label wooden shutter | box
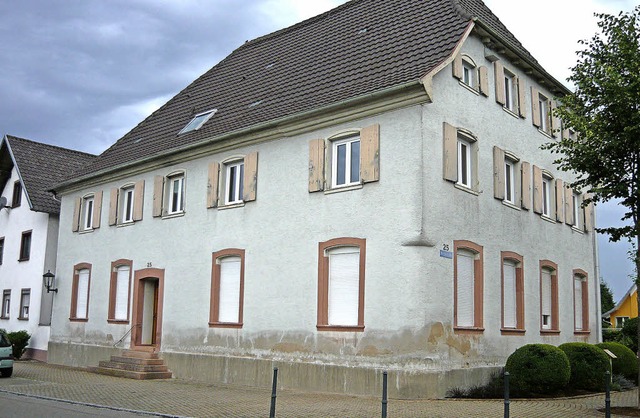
[308,139,325,192]
[153,175,164,217]
[550,100,558,135]
[503,260,517,328]
[531,87,541,127]
[565,185,574,225]
[72,197,81,232]
[574,277,583,330]
[555,179,564,223]
[76,269,90,319]
[133,180,144,221]
[493,146,505,200]
[207,162,220,208]
[456,250,475,328]
[521,161,531,210]
[114,266,130,320]
[108,188,119,226]
[532,165,542,214]
[327,248,360,326]
[516,77,527,118]
[584,194,594,232]
[92,191,102,228]
[443,122,457,182]
[243,151,258,202]
[478,66,489,97]
[218,257,241,323]
[494,61,505,105]
[452,54,462,79]
[360,124,380,183]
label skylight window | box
[179,109,217,134]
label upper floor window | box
[72,192,102,232]
[11,181,21,208]
[179,109,217,134]
[225,160,244,204]
[109,181,144,226]
[542,175,551,217]
[153,171,186,217]
[210,249,245,327]
[70,263,91,321]
[462,59,476,88]
[168,175,184,214]
[533,166,558,219]
[317,238,366,331]
[532,87,554,135]
[616,316,629,328]
[1,290,10,319]
[572,193,581,228]
[121,186,135,223]
[443,123,478,192]
[19,230,31,261]
[453,240,484,331]
[308,125,380,193]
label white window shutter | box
[114,266,130,320]
[456,250,474,327]
[574,277,583,330]
[76,269,89,319]
[328,248,360,326]
[218,257,241,323]
[503,261,517,328]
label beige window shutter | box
[531,87,541,127]
[72,197,81,232]
[549,100,556,134]
[452,54,462,80]
[152,175,164,217]
[108,188,119,226]
[207,161,220,208]
[478,66,489,97]
[493,146,505,200]
[308,139,325,192]
[243,151,258,202]
[564,185,574,225]
[360,124,380,183]
[516,77,527,118]
[443,122,457,182]
[92,191,102,228]
[555,179,564,223]
[532,165,542,214]
[494,61,505,105]
[521,161,531,210]
[584,194,594,232]
[133,180,145,221]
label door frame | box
[130,267,165,352]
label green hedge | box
[559,342,611,391]
[505,344,570,396]
[596,341,639,383]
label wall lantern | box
[43,270,58,293]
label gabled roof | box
[602,283,637,318]
[64,0,568,186]
[0,135,96,214]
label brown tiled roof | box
[69,0,560,182]
[1,135,96,214]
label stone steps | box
[89,350,172,380]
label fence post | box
[381,371,388,418]
[503,371,510,418]
[270,367,278,418]
[605,371,611,418]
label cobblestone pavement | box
[0,361,637,417]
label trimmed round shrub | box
[559,342,611,391]
[7,330,30,360]
[505,344,570,396]
[597,342,639,383]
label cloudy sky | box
[0,0,636,300]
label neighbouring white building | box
[0,135,94,360]
[48,0,599,398]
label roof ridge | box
[5,134,97,158]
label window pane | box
[541,270,552,328]
[336,143,346,185]
[459,142,468,186]
[503,261,517,328]
[219,257,241,323]
[228,165,237,203]
[456,250,474,327]
[238,163,244,201]
[350,140,360,183]
[76,269,89,319]
[505,163,512,202]
[328,248,359,326]
[574,277,583,330]
[115,266,130,320]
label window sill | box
[17,258,30,262]
[537,128,553,139]
[458,81,479,95]
[162,211,185,220]
[17,317,28,321]
[571,226,584,234]
[454,183,479,196]
[324,183,363,195]
[540,329,560,335]
[454,326,484,334]
[540,215,556,224]
[574,330,591,335]
[500,328,525,335]
[0,317,8,320]
[316,324,365,332]
[69,318,88,323]
[502,106,519,118]
[79,228,95,234]
[501,200,521,211]
[218,202,245,211]
[107,319,130,324]
[117,221,135,228]
[209,322,243,329]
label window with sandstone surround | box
[454,240,484,332]
[209,249,245,328]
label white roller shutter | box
[456,250,475,327]
[114,266,130,320]
[574,277,583,330]
[218,257,241,323]
[541,270,552,328]
[503,261,517,328]
[76,269,89,319]
[328,247,360,326]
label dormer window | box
[179,109,217,134]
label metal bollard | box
[270,367,278,418]
[605,371,611,418]
[381,371,388,418]
[503,371,510,418]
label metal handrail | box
[113,324,140,347]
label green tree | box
[600,280,615,314]
[544,6,640,404]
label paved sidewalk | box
[0,361,637,417]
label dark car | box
[0,330,13,377]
